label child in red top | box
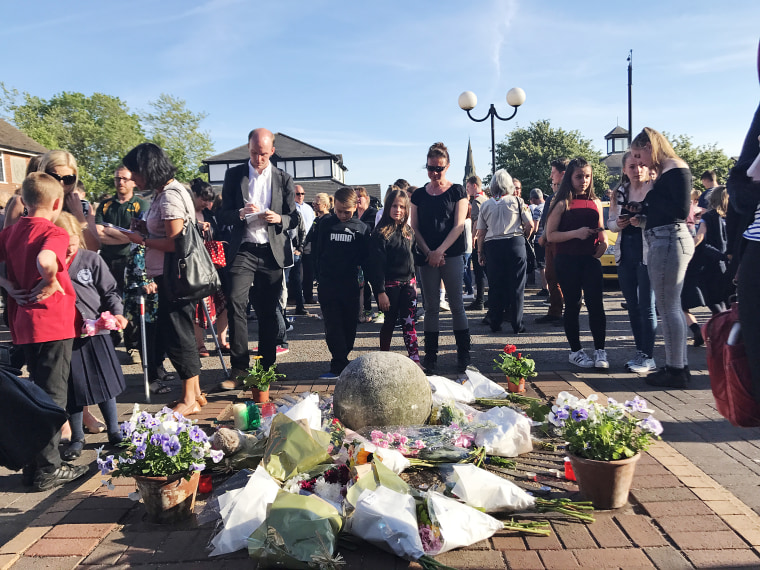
[0,172,86,491]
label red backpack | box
[703,303,760,427]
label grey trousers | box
[419,255,468,332]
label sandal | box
[149,380,173,394]
[196,392,208,407]
[198,347,210,357]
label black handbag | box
[163,187,221,303]
[0,365,67,470]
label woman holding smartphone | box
[608,151,656,373]
[545,158,609,369]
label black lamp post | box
[458,88,526,175]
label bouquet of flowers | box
[493,344,537,387]
[81,311,122,337]
[549,392,663,461]
[97,408,223,482]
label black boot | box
[423,332,439,375]
[645,366,689,388]
[690,323,704,347]
[454,329,471,373]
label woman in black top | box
[410,142,469,374]
[630,127,695,388]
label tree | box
[493,119,610,199]
[141,94,214,184]
[665,133,734,192]
[0,84,144,199]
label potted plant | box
[493,344,537,393]
[549,391,663,509]
[97,408,224,523]
[242,355,285,403]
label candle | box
[232,403,248,430]
[246,401,261,429]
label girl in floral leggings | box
[368,189,420,366]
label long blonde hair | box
[630,127,681,174]
[39,150,79,186]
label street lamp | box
[458,87,526,175]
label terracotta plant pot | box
[568,453,640,509]
[251,387,270,403]
[507,377,526,393]
[133,470,200,524]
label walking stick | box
[140,295,150,403]
[202,300,229,379]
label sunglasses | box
[426,165,445,173]
[295,192,305,196]
[48,172,77,186]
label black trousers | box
[484,236,527,332]
[319,281,360,374]
[288,254,306,312]
[228,244,283,370]
[738,239,760,402]
[23,338,73,472]
[472,238,486,302]
[555,254,606,352]
[302,252,315,304]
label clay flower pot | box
[568,453,640,509]
[133,471,200,524]
[507,376,526,393]
[251,387,270,403]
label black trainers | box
[535,314,562,324]
[535,289,549,297]
[33,462,89,492]
[466,300,484,311]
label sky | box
[2,0,759,192]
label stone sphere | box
[333,352,432,431]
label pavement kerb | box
[568,378,760,549]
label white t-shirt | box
[145,180,193,277]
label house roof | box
[0,119,47,155]
[604,125,629,139]
[601,153,624,170]
[204,132,346,170]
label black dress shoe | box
[645,366,689,388]
[62,440,85,461]
[514,325,527,334]
[535,314,562,324]
[467,301,484,311]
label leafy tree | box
[665,133,734,192]
[141,94,214,184]
[493,119,610,199]
[0,84,144,199]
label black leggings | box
[379,282,419,361]
[738,239,760,402]
[555,254,606,352]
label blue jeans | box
[646,223,694,368]
[617,239,656,358]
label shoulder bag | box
[163,186,221,303]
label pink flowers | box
[369,430,426,456]
[81,311,123,337]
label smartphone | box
[617,214,630,221]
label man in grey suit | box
[217,128,298,389]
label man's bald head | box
[247,128,275,173]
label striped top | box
[743,203,760,242]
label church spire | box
[463,138,476,186]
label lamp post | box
[458,88,526,175]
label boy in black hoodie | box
[315,187,369,378]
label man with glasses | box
[95,166,149,362]
[290,185,315,315]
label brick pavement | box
[3,373,760,569]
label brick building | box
[0,119,47,196]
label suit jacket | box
[217,162,298,268]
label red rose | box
[517,353,522,359]
[504,344,517,354]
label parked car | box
[601,203,618,280]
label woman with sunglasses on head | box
[545,158,609,369]
[608,151,656,373]
[410,142,469,374]
[39,151,100,251]
[120,143,204,416]
[630,127,694,388]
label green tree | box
[493,119,609,199]
[141,94,214,184]
[0,84,144,199]
[665,133,734,193]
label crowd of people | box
[1,122,752,492]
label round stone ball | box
[333,352,432,431]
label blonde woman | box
[630,127,694,388]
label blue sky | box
[3,1,759,191]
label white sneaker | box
[625,351,644,370]
[374,313,385,324]
[439,299,451,312]
[629,356,656,374]
[569,349,594,368]
[594,349,609,369]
